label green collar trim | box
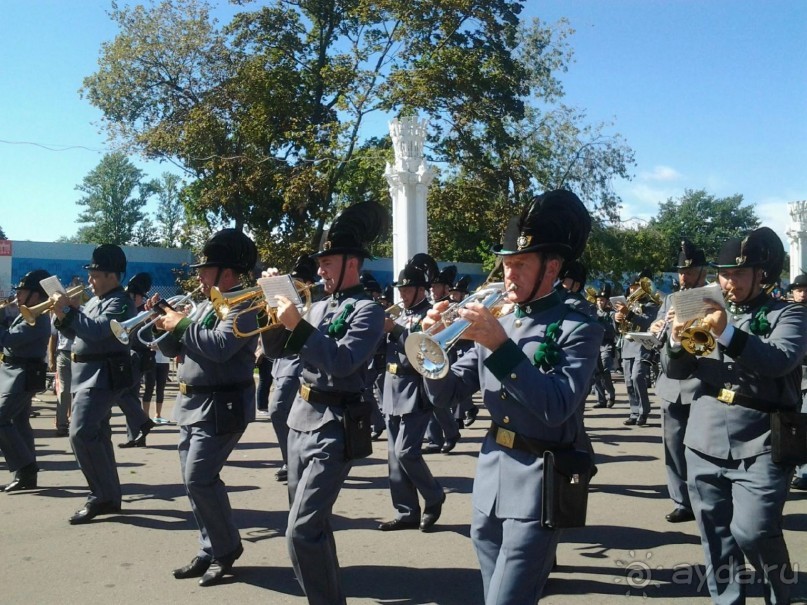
[515,290,562,318]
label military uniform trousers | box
[178,422,243,560]
[593,347,616,405]
[287,420,352,605]
[363,364,385,434]
[622,356,651,419]
[661,398,691,510]
[686,447,794,604]
[70,388,124,505]
[269,375,299,465]
[386,409,444,521]
[0,390,37,472]
[55,350,72,431]
[424,405,460,447]
[797,392,807,481]
[115,361,150,441]
[472,509,560,605]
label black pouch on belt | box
[771,410,807,466]
[212,391,245,435]
[541,449,593,529]
[25,361,48,392]
[343,397,373,460]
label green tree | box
[0,225,6,239]
[649,189,760,264]
[131,217,160,247]
[73,152,150,245]
[152,172,186,247]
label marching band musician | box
[788,273,807,491]
[650,239,706,524]
[421,190,602,605]
[51,244,135,524]
[0,270,52,492]
[359,270,388,442]
[663,228,807,604]
[591,284,617,409]
[614,269,659,426]
[261,201,388,605]
[378,256,446,532]
[151,228,260,587]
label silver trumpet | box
[405,282,513,379]
[111,288,201,346]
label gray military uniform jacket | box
[424,290,602,518]
[55,286,133,392]
[158,297,258,427]
[0,313,51,393]
[262,284,384,432]
[381,297,430,416]
[654,294,700,405]
[662,293,807,460]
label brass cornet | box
[19,285,86,325]
[223,278,318,338]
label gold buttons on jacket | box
[510,373,517,380]
[503,416,510,424]
[514,320,522,328]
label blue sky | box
[1,0,806,250]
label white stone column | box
[787,201,807,281]
[384,117,435,287]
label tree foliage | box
[82,0,636,268]
[152,172,186,247]
[73,152,150,245]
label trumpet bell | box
[404,332,450,379]
[680,324,716,356]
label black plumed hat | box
[14,269,51,297]
[788,274,807,291]
[290,253,318,284]
[85,244,127,273]
[712,227,784,284]
[561,260,587,286]
[126,272,152,297]
[312,201,390,259]
[360,270,382,293]
[675,239,706,269]
[492,190,591,260]
[432,265,458,286]
[191,229,258,273]
[450,275,471,293]
[597,283,612,299]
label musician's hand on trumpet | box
[650,308,675,337]
[422,298,507,352]
[50,291,78,320]
[273,295,302,331]
[143,293,187,334]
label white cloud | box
[639,165,682,182]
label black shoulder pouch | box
[213,391,246,435]
[343,397,373,460]
[541,449,592,529]
[771,410,807,466]
[25,362,48,392]
[107,356,134,391]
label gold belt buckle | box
[71,353,77,363]
[495,427,516,449]
[179,383,188,395]
[0,353,4,362]
[717,388,736,404]
[300,384,311,401]
[388,363,398,375]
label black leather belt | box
[299,384,357,407]
[71,352,127,363]
[488,422,570,457]
[701,384,783,414]
[386,362,419,376]
[179,379,253,396]
[0,353,43,365]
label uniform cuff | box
[55,308,75,329]
[172,317,193,340]
[391,324,405,340]
[722,325,748,358]
[286,319,315,353]
[484,339,528,381]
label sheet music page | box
[39,275,66,297]
[609,295,627,307]
[257,275,302,308]
[669,283,725,323]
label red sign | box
[0,240,11,256]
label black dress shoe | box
[275,465,288,482]
[370,428,385,441]
[420,493,446,532]
[199,544,244,587]
[607,397,616,408]
[441,436,459,454]
[118,434,147,448]
[173,556,211,579]
[623,418,637,426]
[140,418,156,436]
[592,403,607,409]
[463,407,479,427]
[68,501,121,525]
[3,475,38,492]
[791,477,807,491]
[378,518,420,531]
[665,508,695,523]
[636,416,648,426]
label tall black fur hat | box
[492,190,590,260]
[432,265,458,286]
[191,229,258,273]
[631,267,654,285]
[290,253,318,284]
[450,275,472,294]
[312,201,390,259]
[126,272,152,297]
[712,227,784,284]
[597,283,612,299]
[675,239,706,269]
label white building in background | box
[384,116,435,283]
[788,201,807,281]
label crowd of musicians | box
[1,191,806,604]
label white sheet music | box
[609,295,627,307]
[669,283,725,323]
[39,275,66,297]
[257,275,302,309]
[626,331,662,349]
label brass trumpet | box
[618,277,657,334]
[19,285,86,325]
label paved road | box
[2,375,805,604]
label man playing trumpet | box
[421,190,602,605]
